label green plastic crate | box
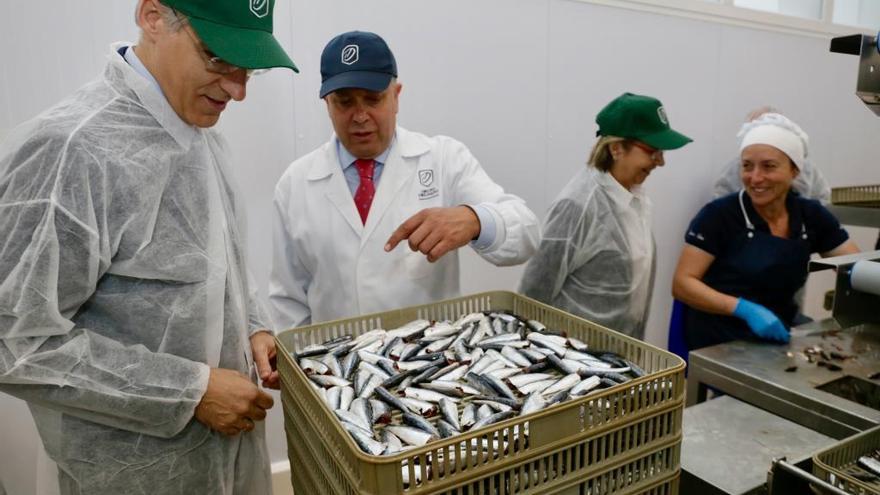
[832,185,880,207]
[814,425,880,495]
[277,291,685,494]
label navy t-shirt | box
[682,191,848,350]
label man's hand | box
[251,330,279,390]
[194,368,274,436]
[384,206,481,262]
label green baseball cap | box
[163,0,298,72]
[596,92,691,150]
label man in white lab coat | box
[269,31,539,329]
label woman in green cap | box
[519,92,691,339]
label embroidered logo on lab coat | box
[342,45,359,65]
[417,170,438,200]
[419,170,434,187]
[250,0,269,18]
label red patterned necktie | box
[354,159,375,224]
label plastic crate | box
[814,425,880,495]
[277,291,686,495]
[832,185,880,207]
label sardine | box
[341,352,360,380]
[339,386,355,411]
[507,373,555,388]
[310,375,351,388]
[386,320,431,341]
[375,386,412,413]
[335,409,371,433]
[487,367,522,380]
[472,399,512,413]
[471,410,516,431]
[387,425,436,447]
[481,373,517,401]
[542,373,580,396]
[370,399,392,423]
[420,380,480,397]
[460,403,477,428]
[358,373,384,399]
[359,362,391,380]
[521,392,546,415]
[403,412,441,438]
[297,344,329,358]
[404,387,460,404]
[501,346,532,367]
[424,321,459,338]
[400,397,438,417]
[439,397,460,431]
[349,398,372,427]
[326,386,342,410]
[382,429,404,455]
[515,378,557,395]
[567,337,589,352]
[299,358,329,375]
[475,405,494,423]
[570,375,601,396]
[437,419,460,438]
[343,422,386,456]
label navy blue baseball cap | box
[319,31,398,98]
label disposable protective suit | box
[0,44,271,494]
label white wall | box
[2,0,879,493]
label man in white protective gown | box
[0,0,298,493]
[269,31,539,329]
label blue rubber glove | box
[732,298,790,343]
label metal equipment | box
[830,32,880,116]
[688,246,880,425]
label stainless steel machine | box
[683,32,880,495]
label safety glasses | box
[630,141,664,163]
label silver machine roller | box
[682,31,880,495]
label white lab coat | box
[269,127,539,329]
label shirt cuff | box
[469,204,497,250]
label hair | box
[135,0,188,33]
[588,135,632,172]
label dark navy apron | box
[685,190,811,350]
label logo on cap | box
[250,0,269,18]
[657,106,668,125]
[341,45,359,65]
[419,170,434,187]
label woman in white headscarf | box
[713,107,831,203]
[673,113,859,350]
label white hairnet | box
[519,167,655,339]
[738,112,808,169]
[0,44,271,494]
[715,113,830,203]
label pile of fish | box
[784,344,855,373]
[857,450,880,480]
[293,311,647,462]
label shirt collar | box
[742,189,802,234]
[108,42,199,149]
[337,135,395,171]
[121,44,163,95]
[595,168,643,208]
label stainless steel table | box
[681,395,836,494]
[686,321,880,439]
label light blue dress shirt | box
[335,138,496,248]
